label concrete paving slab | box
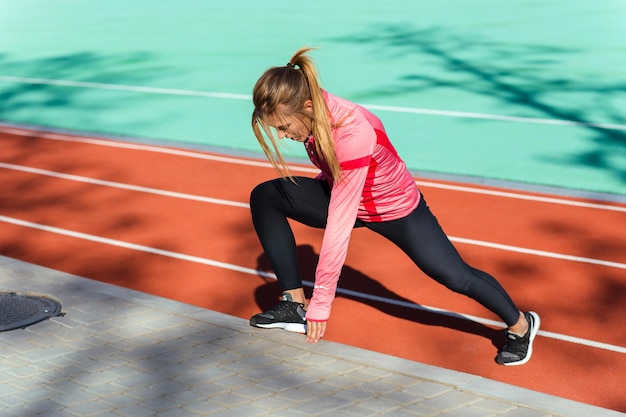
[0,255,621,417]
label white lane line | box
[334,287,626,355]
[0,76,251,100]
[363,103,626,131]
[0,214,269,277]
[2,75,626,131]
[0,126,281,169]
[0,213,624,354]
[449,236,626,270]
[2,161,625,270]
[416,181,626,213]
[0,162,249,208]
[3,125,626,213]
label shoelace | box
[266,301,293,313]
[504,331,524,350]
[265,301,304,316]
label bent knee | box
[250,180,281,210]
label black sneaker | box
[496,311,540,366]
[250,293,306,334]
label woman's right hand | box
[306,320,327,343]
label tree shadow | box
[0,51,172,134]
[530,218,626,323]
[329,24,626,186]
[253,244,502,349]
[1,256,300,416]
[0,51,186,285]
[0,127,194,294]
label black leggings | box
[250,176,520,326]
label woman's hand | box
[306,320,327,343]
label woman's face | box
[267,100,313,142]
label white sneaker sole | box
[502,311,541,366]
[252,322,306,334]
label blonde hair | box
[251,47,341,182]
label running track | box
[1,126,625,412]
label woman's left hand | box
[306,320,327,343]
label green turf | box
[1,1,625,195]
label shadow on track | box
[253,244,502,349]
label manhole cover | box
[0,292,64,332]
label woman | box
[248,47,539,365]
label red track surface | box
[1,127,625,412]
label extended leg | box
[364,197,520,326]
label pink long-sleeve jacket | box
[305,91,421,322]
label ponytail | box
[252,47,341,182]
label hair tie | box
[286,62,296,68]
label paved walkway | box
[0,256,621,417]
